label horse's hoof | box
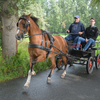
[23,85,29,89]
[32,71,36,76]
[47,77,51,83]
[61,74,65,79]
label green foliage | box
[1,0,100,33]
[17,0,36,12]
[0,32,2,49]
[90,0,100,8]
[32,0,100,34]
[7,2,16,15]
[0,39,51,83]
[18,2,48,30]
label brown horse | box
[15,13,68,89]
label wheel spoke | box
[97,57,100,66]
[56,58,64,70]
[89,61,92,70]
[58,60,62,66]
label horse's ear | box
[27,14,31,18]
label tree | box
[1,0,18,58]
[90,0,100,7]
[1,0,36,58]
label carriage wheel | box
[95,54,100,69]
[56,58,64,70]
[86,57,93,74]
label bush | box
[0,32,2,48]
[0,40,52,83]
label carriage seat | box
[88,44,95,48]
[67,39,98,52]
[67,39,96,49]
[87,44,95,51]
[91,40,100,50]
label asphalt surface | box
[0,64,100,100]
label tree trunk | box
[1,0,18,58]
[0,17,2,47]
[0,18,1,33]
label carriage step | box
[92,47,100,50]
[79,58,88,61]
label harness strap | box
[46,44,52,61]
[28,43,68,58]
[28,43,51,52]
[44,34,47,47]
[41,33,45,46]
[29,43,52,61]
[28,33,43,38]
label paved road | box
[0,64,100,100]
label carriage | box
[16,14,100,88]
[56,39,100,74]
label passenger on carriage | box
[65,15,85,47]
[76,18,99,51]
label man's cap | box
[74,15,80,19]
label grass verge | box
[0,39,51,83]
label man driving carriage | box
[65,15,85,47]
[76,18,99,51]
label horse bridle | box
[17,16,48,39]
[17,17,47,39]
[17,17,30,35]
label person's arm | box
[92,27,99,40]
[81,23,85,34]
[84,28,88,39]
[78,23,85,35]
[68,24,72,33]
[85,28,89,42]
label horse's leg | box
[31,55,46,76]
[61,56,67,78]
[31,65,36,76]
[24,57,36,89]
[47,57,56,83]
[24,54,46,89]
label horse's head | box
[15,13,31,40]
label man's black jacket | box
[85,25,99,41]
